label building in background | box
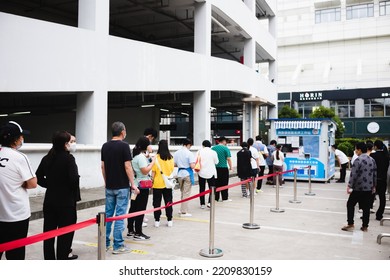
[275,0,390,139]
[0,0,278,146]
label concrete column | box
[193,90,211,145]
[355,98,365,117]
[244,38,256,70]
[244,0,256,14]
[322,100,330,108]
[194,1,211,55]
[243,103,252,142]
[193,2,212,146]
[252,104,260,137]
[76,92,108,145]
[269,106,278,119]
[76,0,109,145]
[269,15,277,83]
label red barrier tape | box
[0,167,307,253]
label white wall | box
[0,12,277,101]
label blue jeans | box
[105,188,130,250]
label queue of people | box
[4,118,388,261]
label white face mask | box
[16,139,23,150]
[69,142,77,153]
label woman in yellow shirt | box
[151,140,175,227]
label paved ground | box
[16,171,390,261]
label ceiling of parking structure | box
[0,92,77,116]
[0,0,271,63]
[109,91,246,116]
[0,91,247,117]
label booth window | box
[315,7,341,24]
[330,100,355,118]
[364,98,390,117]
[380,1,390,16]
[346,3,374,20]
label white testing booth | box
[268,118,337,182]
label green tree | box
[278,105,301,119]
[309,106,345,138]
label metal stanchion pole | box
[305,165,315,196]
[271,174,285,213]
[289,168,301,203]
[200,186,223,258]
[243,179,260,229]
[97,212,106,260]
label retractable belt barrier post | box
[270,174,285,213]
[305,165,316,196]
[199,186,223,258]
[242,178,260,229]
[96,212,106,260]
[289,168,302,204]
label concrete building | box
[0,0,278,146]
[276,0,390,139]
[0,0,277,190]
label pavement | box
[14,171,390,260]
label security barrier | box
[0,167,307,259]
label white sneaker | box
[200,205,205,209]
[370,209,375,213]
[167,221,173,227]
[112,245,131,254]
[180,213,192,217]
[358,209,363,213]
[154,221,160,228]
[223,199,233,202]
[142,222,148,227]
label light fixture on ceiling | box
[181,112,189,116]
[226,111,233,115]
[0,114,8,117]
[181,103,191,106]
[12,111,31,115]
[141,104,155,108]
[160,108,169,112]
[212,16,230,33]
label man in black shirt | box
[101,121,138,254]
[370,140,389,221]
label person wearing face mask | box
[0,121,37,260]
[36,131,80,260]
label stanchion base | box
[242,223,260,229]
[199,248,223,258]
[305,193,316,196]
[289,200,302,204]
[270,208,285,213]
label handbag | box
[194,152,201,172]
[155,158,177,189]
[139,179,153,188]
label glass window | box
[380,1,390,16]
[347,3,374,20]
[330,101,355,118]
[315,8,341,24]
[364,98,390,117]
[298,102,321,118]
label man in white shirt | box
[332,144,349,183]
[0,121,37,260]
[247,138,259,196]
